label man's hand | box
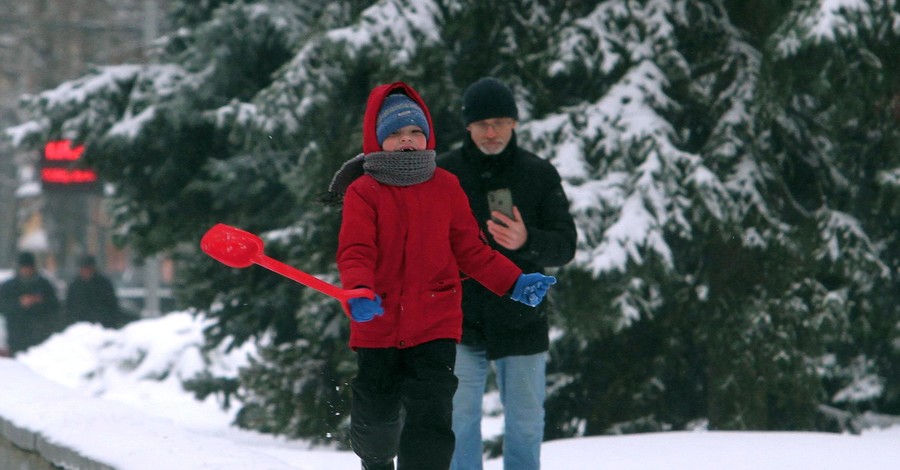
[487,206,528,250]
[19,294,42,308]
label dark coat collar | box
[461,131,518,173]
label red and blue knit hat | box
[376,93,430,146]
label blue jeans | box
[450,344,546,470]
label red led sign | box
[44,140,84,161]
[40,168,98,184]
[41,140,99,192]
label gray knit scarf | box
[325,150,436,203]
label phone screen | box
[487,188,514,220]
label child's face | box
[381,125,427,152]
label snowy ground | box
[4,311,900,469]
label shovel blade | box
[200,223,264,268]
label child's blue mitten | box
[510,273,557,307]
[347,295,384,322]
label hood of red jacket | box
[362,81,436,155]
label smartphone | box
[487,188,514,221]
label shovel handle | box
[252,254,372,303]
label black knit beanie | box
[79,255,97,268]
[17,252,36,267]
[461,77,519,125]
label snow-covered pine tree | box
[6,0,367,440]
[523,0,900,435]
[214,0,457,441]
[522,0,786,435]
[761,0,900,426]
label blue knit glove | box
[510,273,557,307]
[347,295,384,322]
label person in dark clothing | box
[329,81,556,470]
[437,77,577,470]
[65,255,124,329]
[0,252,62,355]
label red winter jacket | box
[337,82,522,349]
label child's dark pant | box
[350,339,458,470]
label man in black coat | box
[437,77,577,470]
[65,255,124,329]
[0,252,62,355]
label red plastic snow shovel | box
[200,223,373,308]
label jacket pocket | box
[425,278,462,313]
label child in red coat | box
[328,81,555,470]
